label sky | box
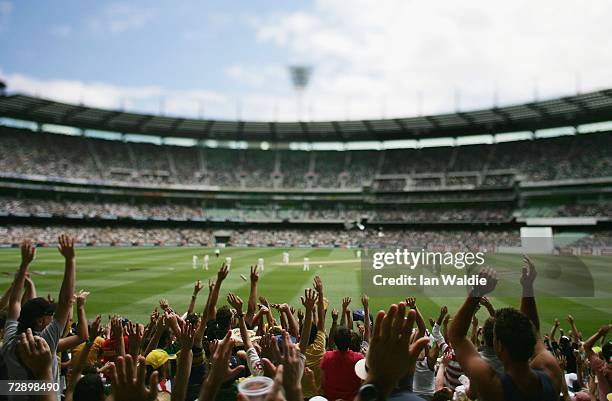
[1,0,612,122]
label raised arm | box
[566,315,580,344]
[406,297,425,341]
[21,275,37,305]
[55,234,76,328]
[8,240,36,320]
[550,318,560,342]
[187,280,203,315]
[361,293,370,343]
[519,255,539,333]
[313,276,325,331]
[172,320,195,401]
[583,324,610,357]
[58,290,90,351]
[299,289,316,353]
[479,296,495,317]
[448,268,499,399]
[340,297,351,327]
[66,315,102,401]
[281,304,300,338]
[208,264,229,321]
[245,266,259,326]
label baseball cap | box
[145,349,176,370]
[18,297,56,330]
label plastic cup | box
[237,376,274,401]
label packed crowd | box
[0,226,523,249]
[1,127,611,189]
[0,238,610,401]
[0,197,515,223]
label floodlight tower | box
[289,66,313,121]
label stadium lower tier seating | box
[1,126,611,189]
[0,226,521,248]
[0,196,515,223]
[2,225,611,248]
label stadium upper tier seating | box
[1,126,611,189]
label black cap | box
[18,297,56,330]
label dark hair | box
[74,374,104,401]
[216,306,232,332]
[186,313,200,326]
[483,317,495,346]
[350,331,361,352]
[334,326,352,351]
[603,341,612,362]
[494,308,536,362]
[432,388,453,401]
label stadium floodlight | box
[289,65,313,121]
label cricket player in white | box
[225,256,232,269]
[282,252,289,264]
[257,257,264,271]
[215,248,220,258]
[303,257,310,272]
[202,254,209,270]
[192,255,198,269]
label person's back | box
[320,348,363,400]
[499,368,556,401]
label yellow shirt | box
[302,330,326,398]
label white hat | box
[354,358,368,380]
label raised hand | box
[20,239,36,267]
[207,332,244,385]
[159,298,169,311]
[57,234,75,260]
[17,329,52,379]
[259,296,270,308]
[301,289,317,310]
[126,321,143,356]
[436,305,448,325]
[90,315,103,342]
[176,320,196,353]
[341,297,352,309]
[473,267,498,297]
[280,331,303,400]
[365,303,429,398]
[193,280,203,295]
[313,276,323,293]
[208,279,215,292]
[520,255,537,288]
[361,293,369,309]
[109,354,159,401]
[217,263,229,282]
[75,289,90,308]
[227,292,244,312]
[331,308,339,322]
[405,297,416,309]
[250,265,259,282]
[110,316,121,337]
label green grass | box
[1,247,610,337]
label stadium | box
[1,2,611,401]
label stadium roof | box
[1,89,612,142]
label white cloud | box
[0,69,230,119]
[247,0,612,118]
[0,1,12,32]
[3,1,612,122]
